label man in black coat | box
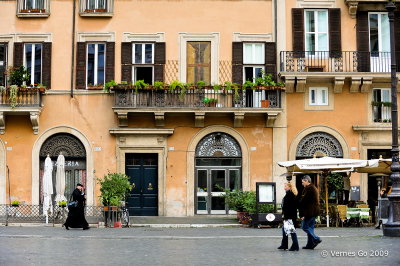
[299,175,321,249]
[64,183,89,230]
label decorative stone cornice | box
[345,1,359,19]
[266,112,280,128]
[195,112,205,128]
[30,112,40,134]
[154,112,165,127]
[361,77,373,92]
[234,112,245,128]
[109,128,174,135]
[334,77,345,93]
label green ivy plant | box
[154,81,165,90]
[197,80,205,90]
[9,85,18,108]
[104,80,118,92]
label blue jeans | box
[301,217,320,247]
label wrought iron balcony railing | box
[280,51,396,73]
[113,88,282,109]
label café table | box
[346,208,370,226]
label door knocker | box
[148,183,153,190]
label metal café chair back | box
[336,205,348,227]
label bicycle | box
[120,202,130,228]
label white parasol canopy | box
[55,153,67,202]
[43,155,53,217]
[355,158,392,174]
[277,156,381,227]
[277,156,379,174]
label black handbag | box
[67,194,78,210]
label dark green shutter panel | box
[395,11,400,71]
[121,42,132,83]
[105,42,115,83]
[329,8,341,58]
[265,42,276,81]
[42,42,52,89]
[357,11,370,72]
[13,42,23,68]
[232,42,243,84]
[154,42,166,82]
[292,8,304,57]
[76,42,86,89]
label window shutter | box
[265,42,277,81]
[292,8,304,57]
[154,42,166,82]
[356,11,370,72]
[121,42,132,83]
[76,42,86,89]
[105,42,115,83]
[329,8,342,58]
[42,42,52,89]
[395,11,400,71]
[232,42,243,84]
[154,42,166,64]
[13,42,24,68]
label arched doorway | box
[39,133,86,204]
[295,131,344,199]
[195,132,242,214]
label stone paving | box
[0,225,399,266]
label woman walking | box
[64,183,89,230]
[278,182,299,251]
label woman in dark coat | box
[278,182,299,251]
[64,183,89,230]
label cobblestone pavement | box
[0,226,398,266]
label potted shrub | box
[98,172,133,209]
[57,200,67,208]
[11,200,20,207]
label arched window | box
[39,133,86,204]
[195,132,242,214]
[296,132,343,159]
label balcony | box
[280,51,398,93]
[112,87,283,128]
[0,89,43,134]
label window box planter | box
[84,8,107,13]
[20,8,46,13]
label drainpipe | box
[274,0,277,44]
[70,0,77,98]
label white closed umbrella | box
[55,153,67,202]
[43,155,54,222]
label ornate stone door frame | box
[187,126,249,216]
[32,126,94,205]
[110,128,173,216]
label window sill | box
[17,11,50,18]
[79,11,113,17]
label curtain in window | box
[187,42,211,84]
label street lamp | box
[383,0,400,237]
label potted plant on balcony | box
[203,97,218,107]
[11,200,20,207]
